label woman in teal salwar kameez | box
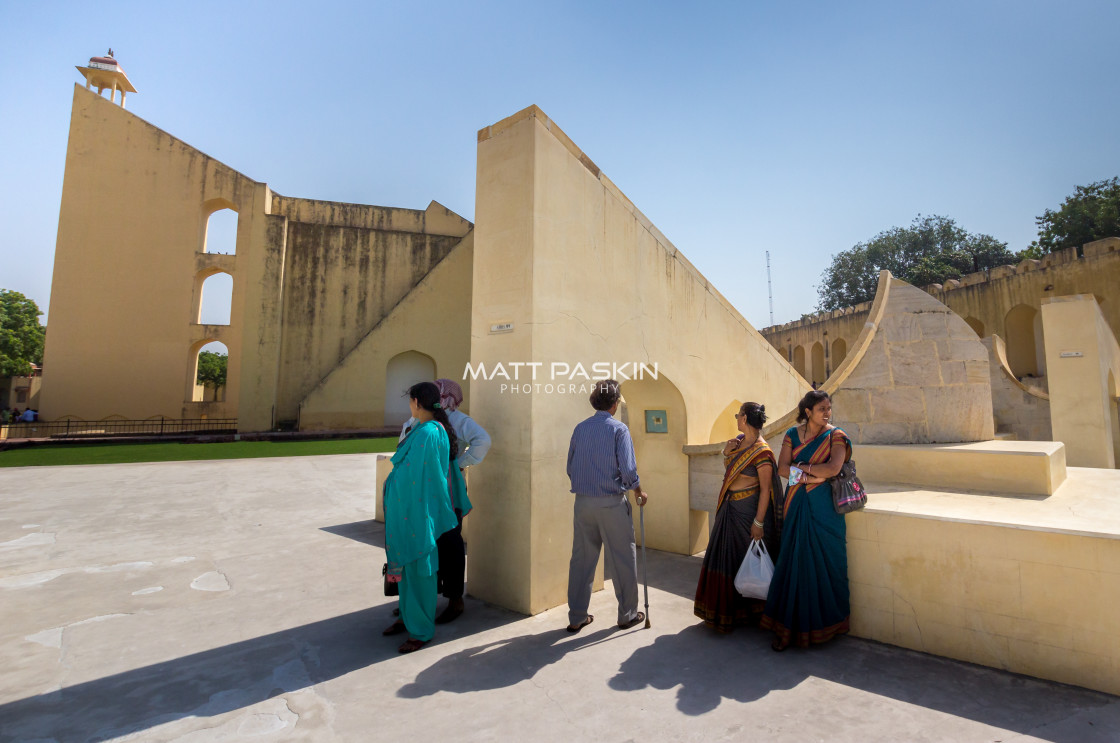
[761,390,853,651]
[382,382,460,653]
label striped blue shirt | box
[567,410,641,497]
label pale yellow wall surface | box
[298,236,474,430]
[1042,294,1120,468]
[466,106,807,615]
[42,85,266,422]
[273,223,465,423]
[855,440,1066,495]
[40,87,475,433]
[465,112,538,613]
[621,376,706,555]
[235,211,288,432]
[827,278,995,444]
[983,335,1052,441]
[848,508,1120,696]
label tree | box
[816,215,1014,311]
[196,351,227,388]
[1023,177,1120,257]
[0,290,45,377]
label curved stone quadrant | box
[832,276,995,445]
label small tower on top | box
[76,49,137,108]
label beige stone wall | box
[298,236,474,430]
[848,510,1120,697]
[830,278,995,444]
[466,106,808,614]
[1041,295,1120,468]
[41,86,473,432]
[273,219,466,424]
[761,238,1120,386]
[983,335,1052,441]
[763,304,873,383]
[42,85,265,422]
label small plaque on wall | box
[645,409,668,433]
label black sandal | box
[566,614,594,633]
[618,611,645,630]
[382,620,406,636]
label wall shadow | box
[1,607,393,741]
[607,624,1113,741]
[320,519,385,548]
[397,624,622,698]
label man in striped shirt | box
[565,379,650,633]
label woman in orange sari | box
[694,402,782,632]
[761,390,852,651]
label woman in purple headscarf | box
[398,378,491,623]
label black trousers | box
[437,514,466,600]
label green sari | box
[760,425,852,649]
[385,420,459,641]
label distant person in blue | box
[382,382,460,653]
[564,379,649,632]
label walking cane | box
[639,501,650,628]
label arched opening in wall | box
[792,346,806,378]
[197,271,233,325]
[811,342,825,386]
[708,399,743,444]
[202,204,238,255]
[385,350,436,426]
[1005,304,1039,378]
[832,338,847,368]
[964,316,985,338]
[1109,370,1120,469]
[1033,310,1047,376]
[192,341,229,403]
[621,372,696,554]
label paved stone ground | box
[1,455,1118,742]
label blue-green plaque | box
[645,409,668,433]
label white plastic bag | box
[734,539,774,599]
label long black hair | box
[409,381,459,461]
[796,390,831,423]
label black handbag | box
[382,562,399,597]
[831,460,867,514]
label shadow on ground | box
[2,539,1114,743]
[606,623,1114,735]
[320,519,385,548]
[1,607,392,741]
[0,595,524,742]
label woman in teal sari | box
[761,390,852,651]
[382,382,460,653]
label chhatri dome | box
[75,49,136,108]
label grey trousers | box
[567,493,640,626]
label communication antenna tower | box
[766,250,774,325]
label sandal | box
[398,637,428,653]
[771,638,788,652]
[617,611,645,630]
[382,620,406,636]
[566,614,594,633]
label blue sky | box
[2,0,1118,329]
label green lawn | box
[0,437,397,468]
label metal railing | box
[1,417,238,440]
